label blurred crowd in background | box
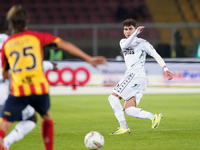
[0,0,200,60]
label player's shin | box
[124,106,154,119]
[0,130,6,150]
[42,120,54,150]
[108,95,128,129]
[0,130,5,144]
[4,120,36,148]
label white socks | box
[124,106,154,120]
[108,95,128,129]
[108,95,155,129]
[4,120,36,148]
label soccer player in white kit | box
[109,19,173,135]
[0,15,9,113]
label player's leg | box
[124,100,163,130]
[108,93,128,129]
[108,93,131,135]
[3,105,37,149]
[33,94,53,150]
[0,120,12,150]
[124,96,154,119]
[108,75,134,135]
[0,94,28,149]
[41,110,53,150]
[123,77,163,130]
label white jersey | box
[0,33,9,81]
[120,37,157,77]
[0,33,8,49]
[0,33,9,105]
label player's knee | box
[124,98,136,109]
[108,94,120,102]
[0,119,12,132]
[27,113,37,123]
[42,110,52,121]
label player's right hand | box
[136,26,145,35]
[165,70,173,80]
[90,56,107,68]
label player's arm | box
[1,45,10,79]
[121,26,145,49]
[2,61,10,79]
[2,71,9,79]
[56,39,106,68]
[152,52,173,80]
[2,63,9,80]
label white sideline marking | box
[49,86,200,95]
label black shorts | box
[1,94,50,122]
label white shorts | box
[113,73,147,105]
[0,80,9,105]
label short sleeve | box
[38,32,61,46]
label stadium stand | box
[1,0,199,58]
[0,0,152,24]
[0,0,157,42]
[145,0,200,53]
[145,0,182,45]
[190,0,200,39]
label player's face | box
[123,25,136,38]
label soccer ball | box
[84,131,104,150]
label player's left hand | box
[90,56,107,68]
[165,70,173,80]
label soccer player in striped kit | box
[109,19,173,135]
[0,14,59,150]
[0,5,106,150]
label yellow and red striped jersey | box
[1,30,61,97]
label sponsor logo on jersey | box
[124,49,135,56]
[123,42,140,56]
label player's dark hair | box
[7,5,29,34]
[122,19,136,27]
[0,15,8,33]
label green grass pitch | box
[8,93,200,150]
